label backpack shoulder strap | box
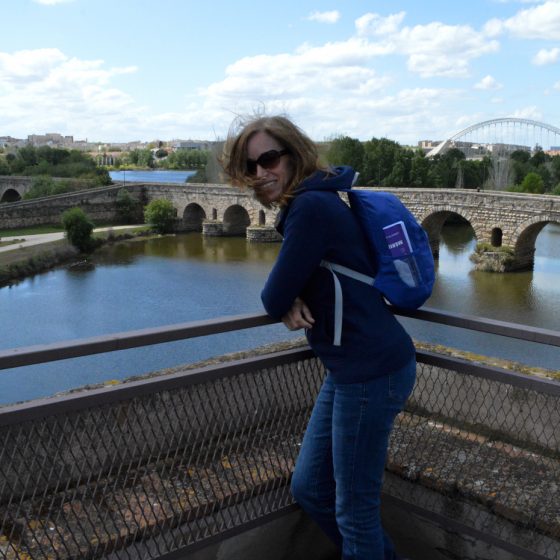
[319,260,375,346]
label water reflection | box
[92,234,282,265]
[440,221,476,255]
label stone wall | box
[0,183,147,228]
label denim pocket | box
[388,359,416,404]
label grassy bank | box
[0,239,79,286]
[0,226,64,237]
[0,225,152,288]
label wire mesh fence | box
[387,354,560,560]
[0,349,323,559]
[0,313,559,559]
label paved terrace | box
[0,309,559,560]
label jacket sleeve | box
[261,193,329,320]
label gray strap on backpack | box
[320,260,375,346]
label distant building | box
[0,136,26,149]
[27,133,74,147]
[171,140,211,151]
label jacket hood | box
[297,165,357,193]
[275,166,357,234]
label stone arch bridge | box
[152,183,560,271]
[1,179,559,271]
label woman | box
[223,114,416,560]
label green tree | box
[530,146,547,168]
[384,151,412,187]
[362,138,402,185]
[550,155,560,184]
[410,151,431,187]
[164,149,209,170]
[536,165,553,191]
[510,150,530,164]
[61,207,96,252]
[518,172,545,194]
[24,175,56,199]
[511,159,532,185]
[137,149,155,168]
[7,145,110,185]
[326,136,364,172]
[0,158,10,176]
[116,188,141,224]
[144,199,176,233]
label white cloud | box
[0,49,139,140]
[202,40,392,102]
[355,12,499,78]
[307,10,340,24]
[512,106,543,120]
[491,0,544,4]
[532,47,560,65]
[499,1,560,40]
[474,75,503,89]
[554,81,560,90]
[33,0,75,5]
[483,18,504,37]
[355,12,406,36]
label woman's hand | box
[282,297,315,331]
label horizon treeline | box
[325,135,560,194]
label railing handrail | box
[1,306,559,371]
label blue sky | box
[1,0,559,145]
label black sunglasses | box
[246,149,288,176]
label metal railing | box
[0,308,559,560]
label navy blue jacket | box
[261,166,415,383]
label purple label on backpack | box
[382,221,413,258]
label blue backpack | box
[321,186,435,322]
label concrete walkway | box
[0,225,143,253]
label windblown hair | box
[221,114,326,207]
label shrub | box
[186,168,207,183]
[23,175,57,199]
[61,207,95,252]
[116,188,141,223]
[144,199,176,233]
[512,172,545,194]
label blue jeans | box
[291,358,416,560]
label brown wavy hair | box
[221,114,326,208]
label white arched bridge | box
[427,117,560,158]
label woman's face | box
[246,131,292,205]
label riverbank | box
[0,225,151,287]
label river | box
[0,223,559,405]
[109,169,197,183]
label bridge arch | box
[223,205,251,236]
[491,228,503,248]
[450,117,560,142]
[420,207,477,258]
[0,188,22,203]
[511,215,560,270]
[182,203,206,232]
[427,117,560,157]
